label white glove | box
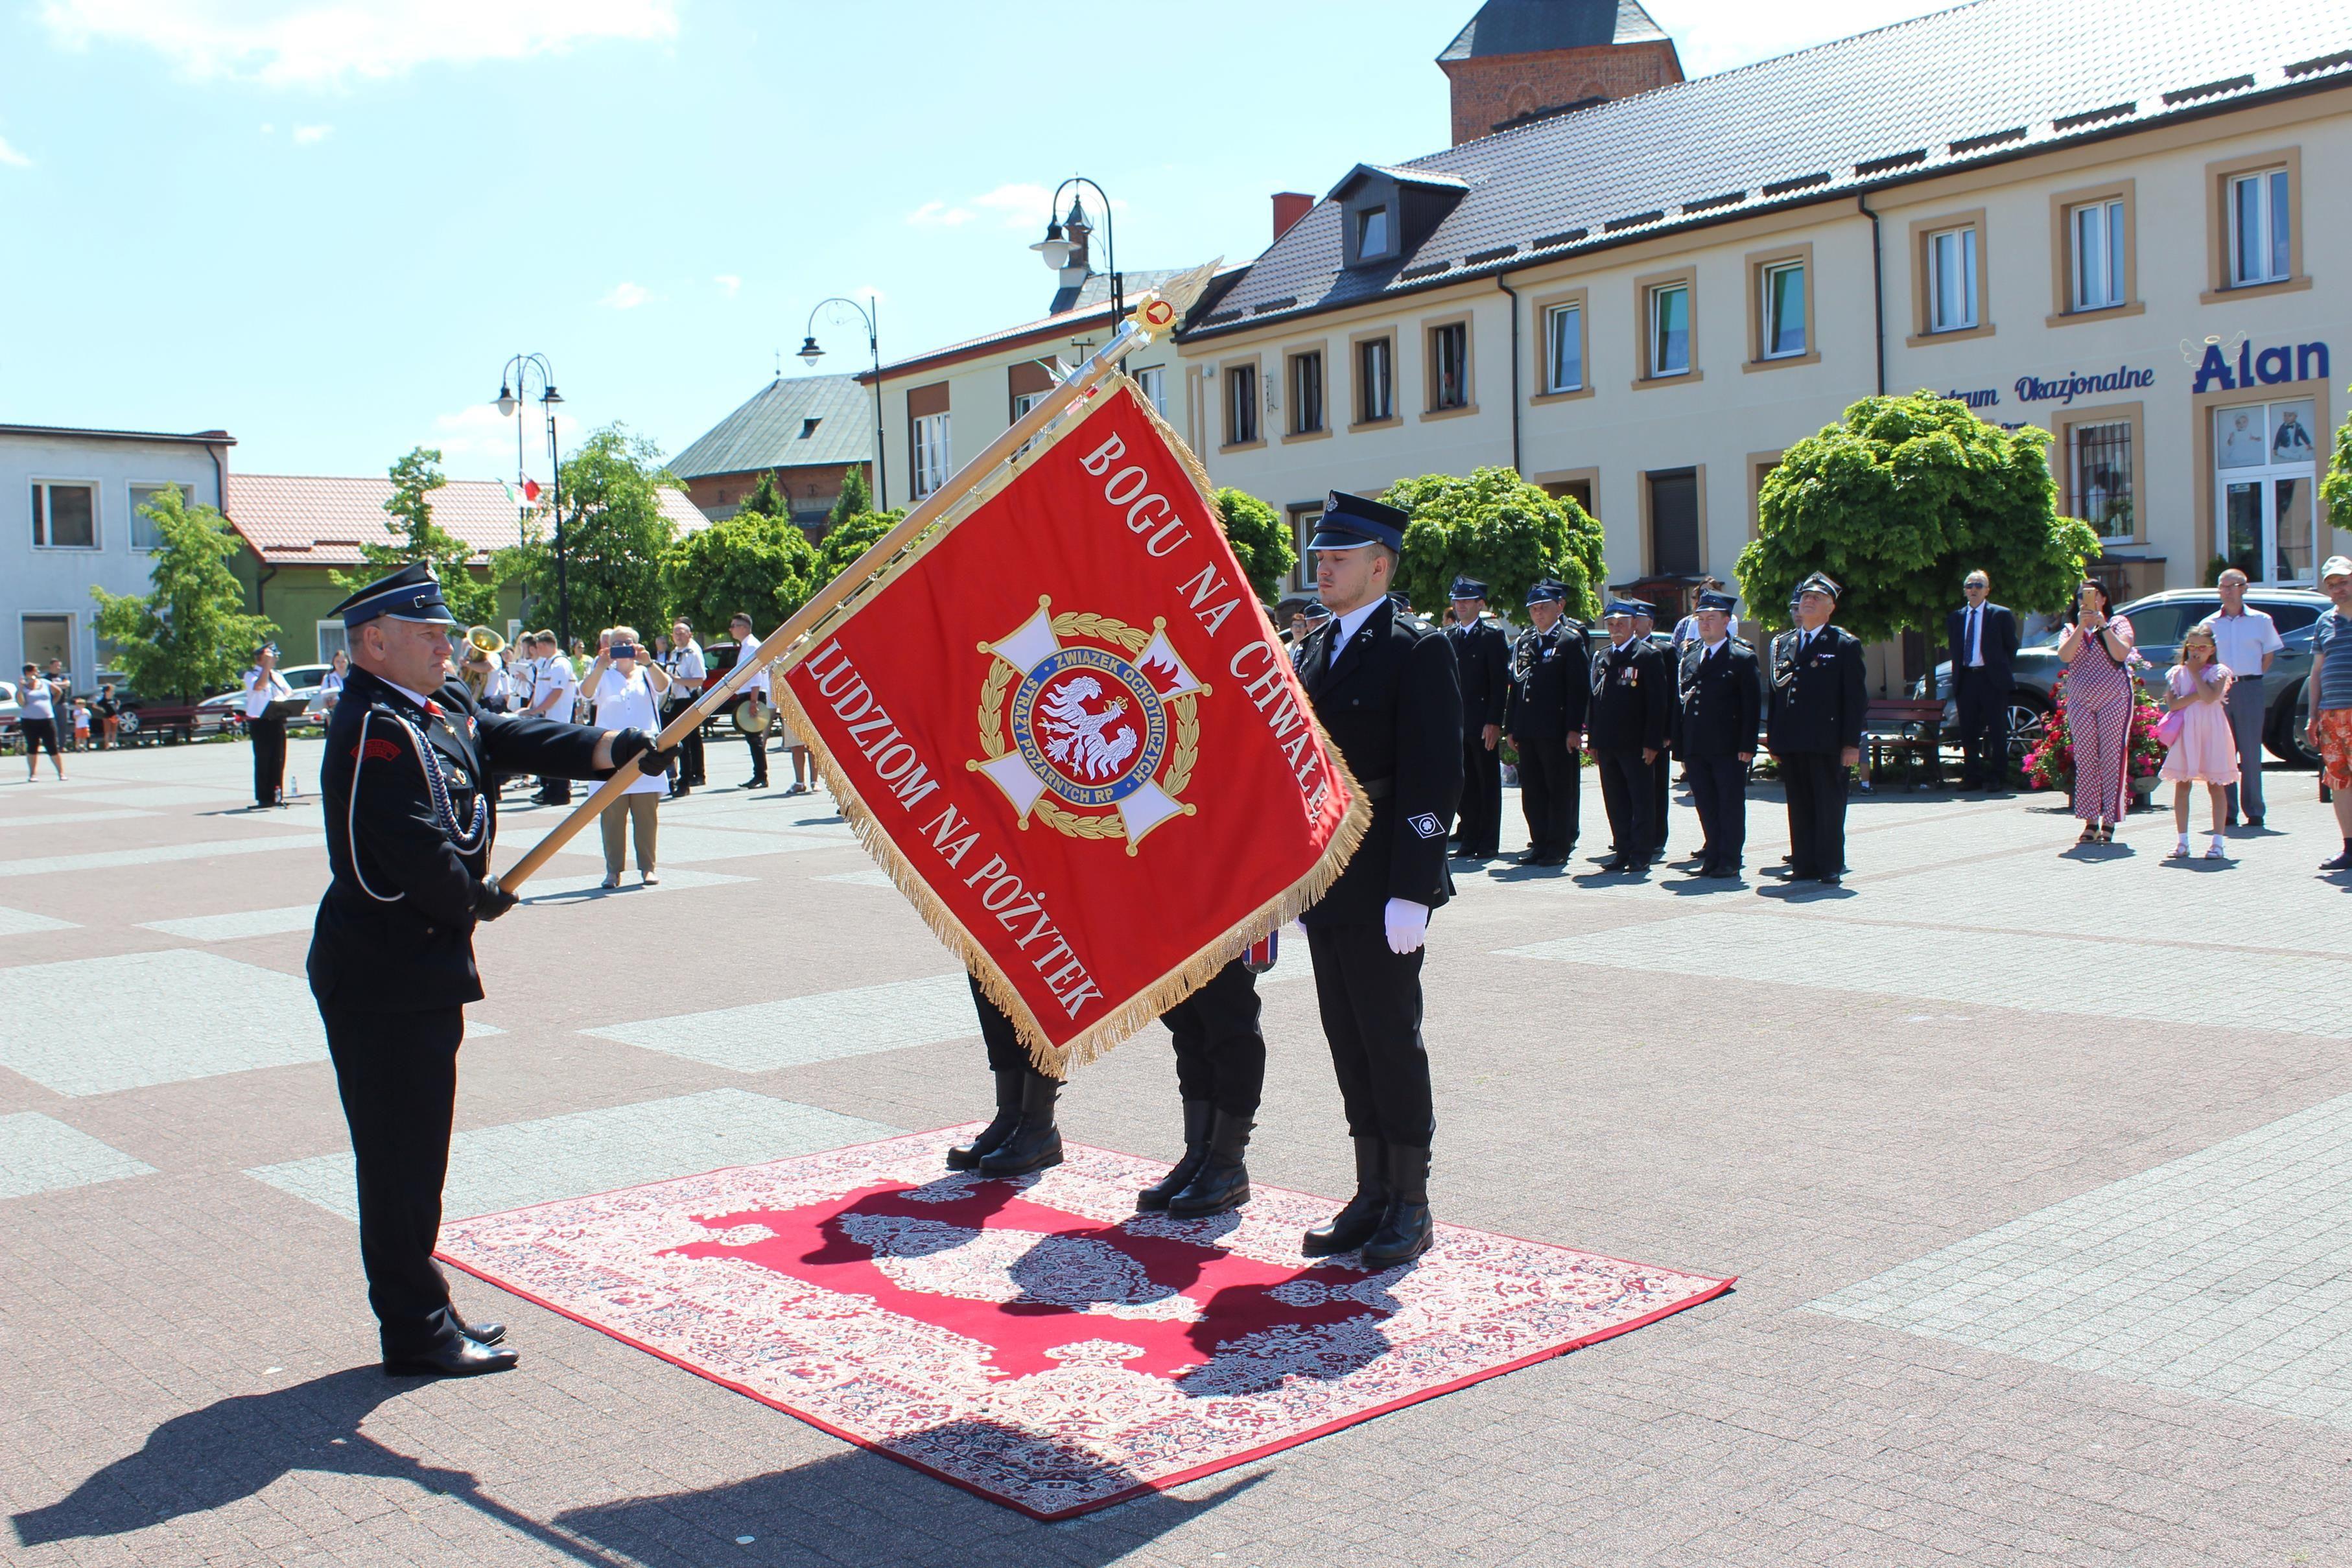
[1383,898,1429,955]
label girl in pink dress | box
[2160,625,2237,860]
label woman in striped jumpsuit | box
[2059,579,2137,843]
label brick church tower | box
[1437,0,1685,146]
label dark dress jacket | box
[1448,616,1511,731]
[1766,624,1870,754]
[1944,601,2020,688]
[1503,621,1590,740]
[1584,635,1670,755]
[308,666,606,1011]
[1299,598,1464,926]
[1675,638,1763,759]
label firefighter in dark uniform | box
[1503,579,1587,866]
[1133,957,1267,1217]
[1631,602,1674,858]
[1444,576,1510,860]
[1588,600,1670,873]
[1767,571,1868,885]
[308,564,670,1377]
[1294,491,1463,1269]
[1673,589,1761,878]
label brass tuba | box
[460,625,505,698]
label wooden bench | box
[1861,696,1949,787]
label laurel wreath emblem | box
[977,611,1199,840]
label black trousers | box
[1516,734,1579,857]
[1651,749,1671,849]
[1160,958,1267,1117]
[1453,731,1501,855]
[1955,668,2006,786]
[744,729,769,784]
[1780,749,1850,878]
[1686,754,1748,866]
[250,715,287,806]
[969,973,1061,1082]
[1305,924,1433,1147]
[320,1003,465,1357]
[1595,749,1653,860]
[664,700,706,787]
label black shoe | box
[2246,815,2264,828]
[1817,874,1842,886]
[744,777,768,790]
[1706,861,1741,879]
[1167,1110,1253,1217]
[1533,854,1568,867]
[947,1070,1024,1171]
[666,786,691,801]
[383,1337,519,1377]
[1359,1145,1433,1269]
[1136,1099,1213,1212]
[1599,857,1635,874]
[1302,1137,1387,1257]
[2322,851,2352,872]
[1514,849,1549,865]
[976,1068,1063,1176]
[454,1313,506,1346]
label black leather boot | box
[1359,1144,1433,1268]
[976,1068,1063,1176]
[1136,1099,1213,1212]
[1302,1136,1387,1257]
[1167,1110,1253,1217]
[946,1070,1024,1171]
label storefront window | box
[2216,399,2319,583]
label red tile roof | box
[225,473,706,567]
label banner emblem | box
[974,601,1207,852]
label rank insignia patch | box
[1409,812,1443,839]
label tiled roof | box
[867,266,1212,383]
[668,374,873,480]
[226,473,707,567]
[1191,0,2352,338]
[1438,0,1668,62]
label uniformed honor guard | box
[1673,589,1761,877]
[1444,577,1510,860]
[1133,957,1267,1217]
[1630,602,1673,857]
[1767,572,1867,885]
[1587,600,1669,873]
[309,564,672,1377]
[1295,491,1463,1267]
[1503,579,1588,866]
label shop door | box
[2215,397,2320,584]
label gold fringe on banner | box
[773,380,1370,1075]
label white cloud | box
[713,274,740,298]
[908,181,1061,233]
[906,199,973,228]
[0,135,30,169]
[430,401,578,471]
[37,0,679,88]
[292,123,331,144]
[600,281,650,309]
[259,121,274,134]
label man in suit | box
[1587,600,1669,874]
[1675,589,1761,877]
[1631,601,1675,856]
[309,564,671,1377]
[1945,570,2019,790]
[1767,572,1868,885]
[1294,491,1463,1269]
[1445,576,1511,860]
[1504,579,1587,866]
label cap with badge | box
[1302,601,1334,623]
[328,562,459,628]
[1695,589,1739,613]
[1448,575,1488,601]
[1603,599,1645,618]
[1795,571,1842,601]
[1625,599,1658,621]
[1308,490,1410,553]
[1525,579,1566,606]
[2323,555,2352,583]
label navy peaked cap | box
[1796,571,1842,600]
[1448,575,1488,600]
[1308,490,1409,553]
[329,562,458,628]
[1603,599,1645,618]
[1695,590,1739,613]
[1525,579,1567,605]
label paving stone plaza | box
[5,738,2351,1567]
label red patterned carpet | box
[437,1129,1733,1519]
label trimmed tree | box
[502,425,684,641]
[1735,390,2102,642]
[331,447,501,627]
[667,508,821,638]
[1211,487,1296,602]
[1382,466,1605,619]
[826,467,873,532]
[813,506,909,588]
[90,485,277,702]
[735,471,787,519]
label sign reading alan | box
[779,383,1366,1069]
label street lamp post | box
[797,298,885,511]
[493,353,567,647]
[1031,176,1122,320]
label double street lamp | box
[491,353,567,647]
[1030,176,1122,320]
[797,297,886,508]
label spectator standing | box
[71,700,90,751]
[2057,579,2137,845]
[244,644,293,808]
[524,631,580,805]
[2159,627,2237,860]
[317,651,348,716]
[2196,568,2282,827]
[585,628,670,887]
[663,618,707,797]
[16,662,66,780]
[1945,570,2020,790]
[2305,556,2352,871]
[90,681,121,748]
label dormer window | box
[800,417,821,438]
[1329,162,1468,272]
[1357,206,1392,258]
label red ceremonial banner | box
[777,382,1365,1067]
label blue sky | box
[0,0,1952,486]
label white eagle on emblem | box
[1039,676,1140,781]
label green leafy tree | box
[826,467,873,532]
[1381,466,1605,619]
[667,508,821,637]
[1210,487,1295,602]
[1735,391,2100,642]
[330,447,501,627]
[90,485,277,702]
[736,471,787,519]
[504,425,684,640]
[813,506,909,588]
[2321,404,2352,540]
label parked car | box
[1917,587,2328,767]
[194,662,336,728]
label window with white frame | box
[910,412,951,498]
[2068,421,2134,541]
[316,621,350,662]
[1927,226,1979,331]
[2070,200,2126,310]
[1647,282,1691,376]
[1759,261,1806,358]
[1224,364,1259,445]
[1009,391,1044,423]
[1132,364,1166,414]
[30,482,97,549]
[1428,322,1469,409]
[1358,337,1394,422]
[1543,303,1583,392]
[2228,168,2291,287]
[128,482,178,550]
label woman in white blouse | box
[583,626,671,887]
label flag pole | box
[497,281,1196,892]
